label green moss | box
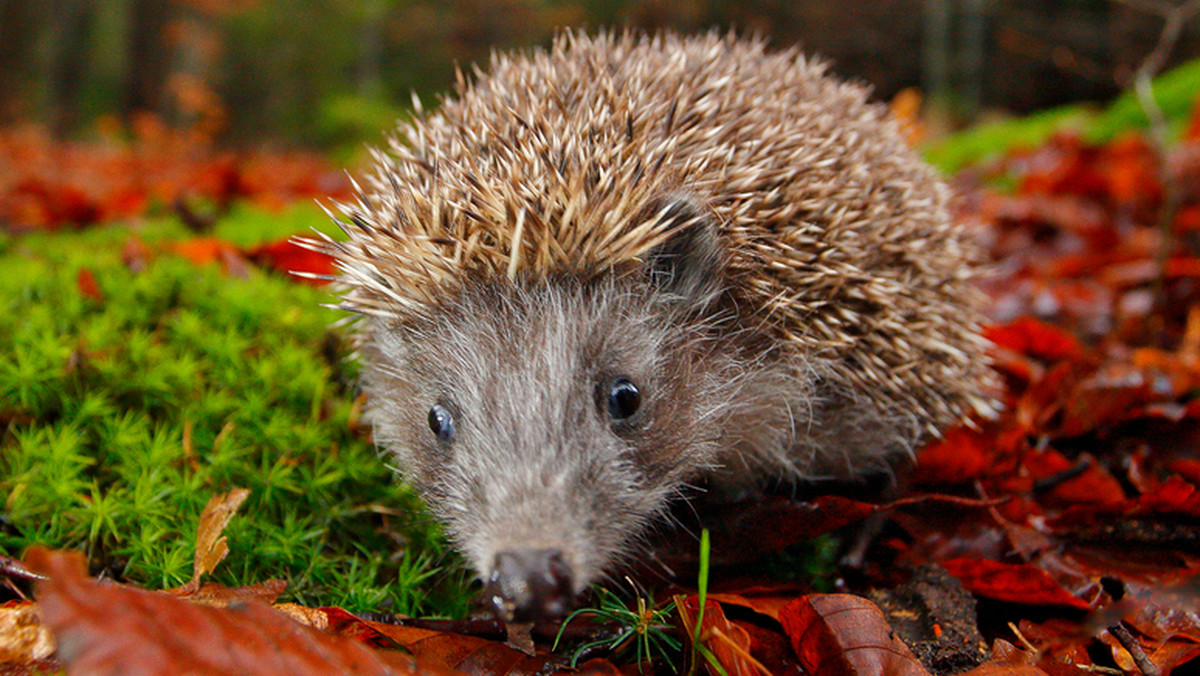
[924,105,1092,175]
[1086,58,1200,144]
[926,56,1200,175]
[0,205,472,617]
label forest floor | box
[3,83,1200,674]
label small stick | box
[1109,621,1161,676]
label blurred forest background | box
[3,0,1200,153]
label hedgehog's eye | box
[607,378,641,420]
[428,404,455,442]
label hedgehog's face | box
[360,219,734,620]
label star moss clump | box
[0,204,471,617]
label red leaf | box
[705,581,812,622]
[354,618,566,675]
[1168,458,1200,486]
[173,237,240,265]
[984,318,1083,364]
[1182,92,1200,142]
[677,596,765,676]
[26,548,445,675]
[1135,475,1200,517]
[248,237,336,285]
[913,426,992,485]
[940,558,1092,611]
[1100,133,1159,207]
[778,594,931,676]
[172,238,251,278]
[76,268,103,302]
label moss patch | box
[925,57,1200,175]
[0,204,472,617]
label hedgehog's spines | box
[332,30,996,430]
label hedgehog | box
[313,30,995,621]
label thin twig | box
[1109,621,1161,676]
[1007,621,1040,655]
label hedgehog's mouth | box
[482,547,576,622]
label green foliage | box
[926,56,1200,175]
[1086,58,1200,144]
[555,587,682,671]
[924,105,1091,175]
[738,534,840,591]
[0,206,472,617]
[314,93,408,162]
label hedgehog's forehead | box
[379,275,668,377]
[337,157,692,320]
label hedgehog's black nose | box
[486,548,575,622]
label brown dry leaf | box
[705,581,811,622]
[273,602,330,630]
[677,596,770,676]
[175,488,249,596]
[954,638,1050,676]
[735,620,806,675]
[889,87,925,147]
[26,547,450,676]
[958,658,1049,676]
[356,618,564,675]
[173,579,288,607]
[779,594,932,676]
[0,602,55,664]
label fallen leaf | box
[0,602,55,664]
[985,318,1085,364]
[940,558,1092,611]
[677,595,767,676]
[913,426,992,485]
[173,579,288,608]
[778,594,932,676]
[705,581,811,622]
[75,268,103,302]
[27,548,447,676]
[172,237,239,265]
[353,617,567,675]
[173,488,249,596]
[248,237,337,285]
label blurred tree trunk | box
[45,0,96,136]
[0,0,38,123]
[923,0,952,104]
[923,0,989,117]
[961,0,987,116]
[122,0,177,123]
[358,0,386,97]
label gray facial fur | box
[358,217,918,599]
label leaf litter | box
[6,100,1200,675]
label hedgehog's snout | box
[485,548,575,622]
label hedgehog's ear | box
[644,198,725,309]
